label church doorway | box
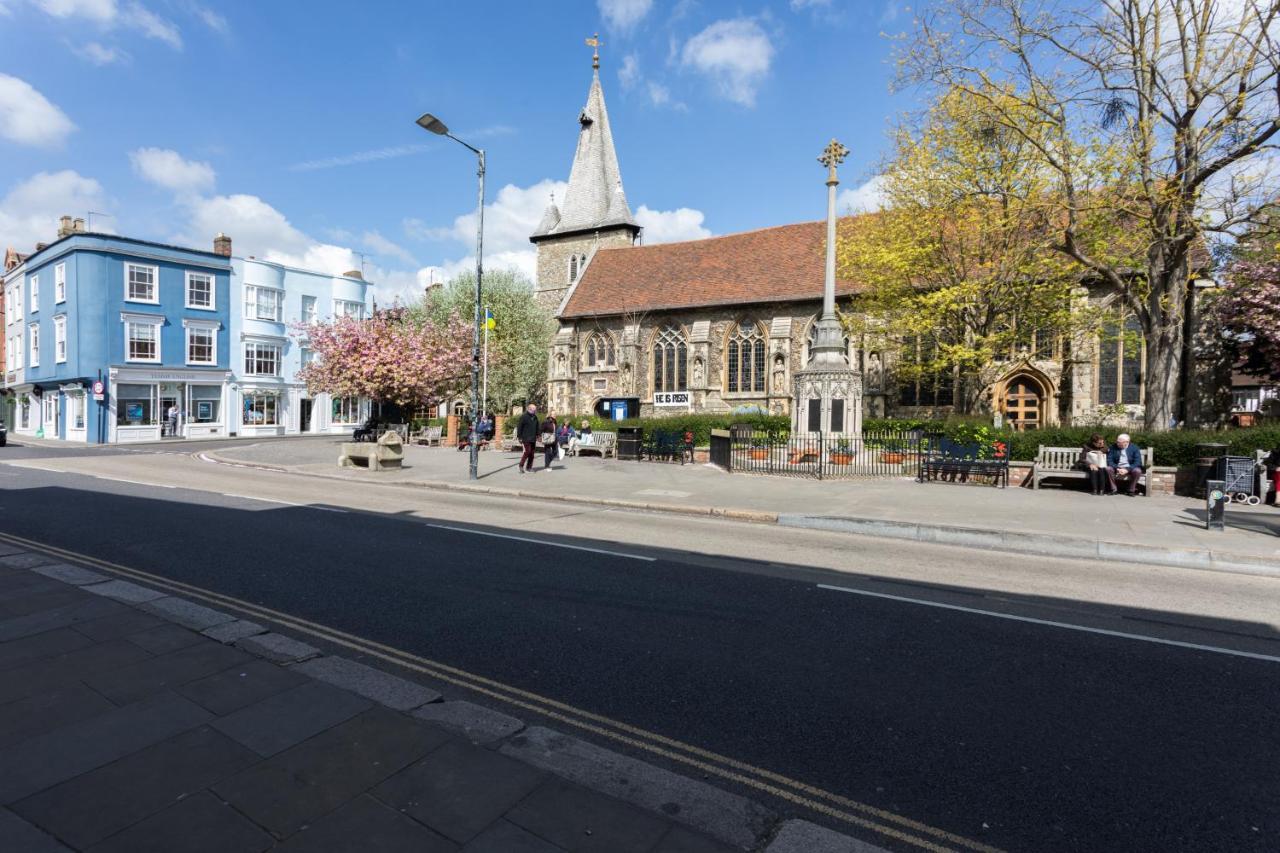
[1004,375,1044,431]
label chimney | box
[343,270,363,280]
[213,233,232,257]
[57,215,74,238]
[35,242,49,252]
[73,217,86,233]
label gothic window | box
[652,325,688,393]
[568,253,588,284]
[585,332,615,368]
[897,334,955,407]
[1096,311,1144,405]
[726,323,766,393]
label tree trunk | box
[1141,252,1189,431]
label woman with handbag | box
[1078,433,1113,496]
[540,415,558,471]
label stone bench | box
[340,432,404,470]
[1032,445,1153,496]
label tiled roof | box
[558,219,860,318]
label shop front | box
[236,383,289,437]
[109,366,231,443]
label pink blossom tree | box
[1214,261,1280,382]
[295,308,473,409]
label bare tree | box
[902,0,1280,428]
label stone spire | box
[531,59,639,242]
[534,192,561,235]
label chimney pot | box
[73,218,85,232]
[213,233,232,257]
[343,270,363,280]
[58,215,74,238]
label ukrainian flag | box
[484,308,495,330]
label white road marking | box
[818,583,1280,664]
[426,523,657,561]
[92,475,176,489]
[311,506,349,513]
[221,493,296,506]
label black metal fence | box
[718,427,933,480]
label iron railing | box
[721,427,933,480]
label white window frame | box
[244,341,282,376]
[55,263,66,303]
[27,323,39,367]
[185,271,215,310]
[244,285,283,322]
[122,313,163,363]
[14,282,23,318]
[333,299,365,320]
[125,263,160,304]
[28,274,38,312]
[54,315,66,363]
[183,319,219,366]
[301,295,318,324]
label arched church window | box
[726,323,765,393]
[652,325,687,393]
[1096,311,1144,405]
[585,333,615,368]
[569,255,578,283]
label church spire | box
[530,44,640,243]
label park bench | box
[921,437,1009,488]
[575,431,617,458]
[645,430,694,464]
[339,431,404,471]
[411,425,443,446]
[1032,445,1153,496]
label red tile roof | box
[558,219,862,318]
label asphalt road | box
[1,456,1277,852]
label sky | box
[0,0,915,305]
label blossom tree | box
[1214,260,1280,380]
[296,307,472,410]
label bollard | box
[1205,479,1226,531]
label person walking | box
[516,403,540,473]
[540,414,559,470]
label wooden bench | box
[411,425,443,446]
[1032,445,1153,495]
[575,431,616,458]
[339,432,404,470]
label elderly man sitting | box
[1107,433,1144,496]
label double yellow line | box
[0,529,1001,853]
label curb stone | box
[15,553,881,853]
[293,655,441,711]
[30,563,108,586]
[138,596,237,631]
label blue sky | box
[0,0,913,302]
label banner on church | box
[653,392,691,408]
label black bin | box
[617,427,643,461]
[1194,442,1228,497]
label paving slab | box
[274,794,458,853]
[137,596,237,631]
[460,818,568,852]
[652,825,742,853]
[0,586,87,618]
[0,690,211,804]
[177,657,309,716]
[373,739,546,844]
[124,622,205,655]
[0,572,66,601]
[0,595,126,642]
[11,726,258,849]
[211,680,372,757]
[505,777,672,853]
[501,726,773,850]
[0,807,72,853]
[81,579,167,604]
[214,707,448,836]
[413,699,525,745]
[235,631,320,663]
[84,791,273,853]
[71,608,167,641]
[0,683,117,751]
[294,655,442,711]
[0,625,94,672]
[83,639,253,705]
[0,638,153,705]
[30,563,109,586]
[763,820,890,853]
[202,618,266,644]
[0,552,62,569]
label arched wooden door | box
[1004,375,1044,431]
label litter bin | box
[617,426,643,461]
[1194,442,1228,497]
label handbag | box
[557,444,566,460]
[539,432,554,444]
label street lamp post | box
[417,113,485,480]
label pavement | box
[0,541,867,853]
[208,438,1280,576]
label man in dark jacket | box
[1107,433,1145,496]
[515,404,540,473]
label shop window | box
[243,392,279,426]
[189,385,221,423]
[116,383,155,426]
[332,396,364,424]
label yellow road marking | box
[0,529,1002,853]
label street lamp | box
[416,112,485,481]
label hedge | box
[580,413,791,446]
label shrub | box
[582,412,791,445]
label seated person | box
[1078,433,1114,496]
[559,423,576,454]
[352,417,378,442]
[1107,433,1144,496]
[577,420,595,447]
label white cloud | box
[71,40,129,64]
[598,0,652,32]
[681,18,774,107]
[426,178,569,258]
[878,1,900,25]
[619,53,640,89]
[130,147,215,194]
[790,0,831,8]
[0,170,108,251]
[362,231,416,266]
[0,74,76,147]
[635,205,712,243]
[35,0,116,21]
[189,3,227,34]
[288,144,429,172]
[837,175,886,213]
[122,2,181,48]
[32,0,183,49]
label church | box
[531,55,1185,430]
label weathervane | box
[818,138,850,186]
[585,33,602,70]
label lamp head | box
[416,113,449,135]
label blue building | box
[229,255,372,436]
[2,222,232,443]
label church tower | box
[530,37,641,313]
